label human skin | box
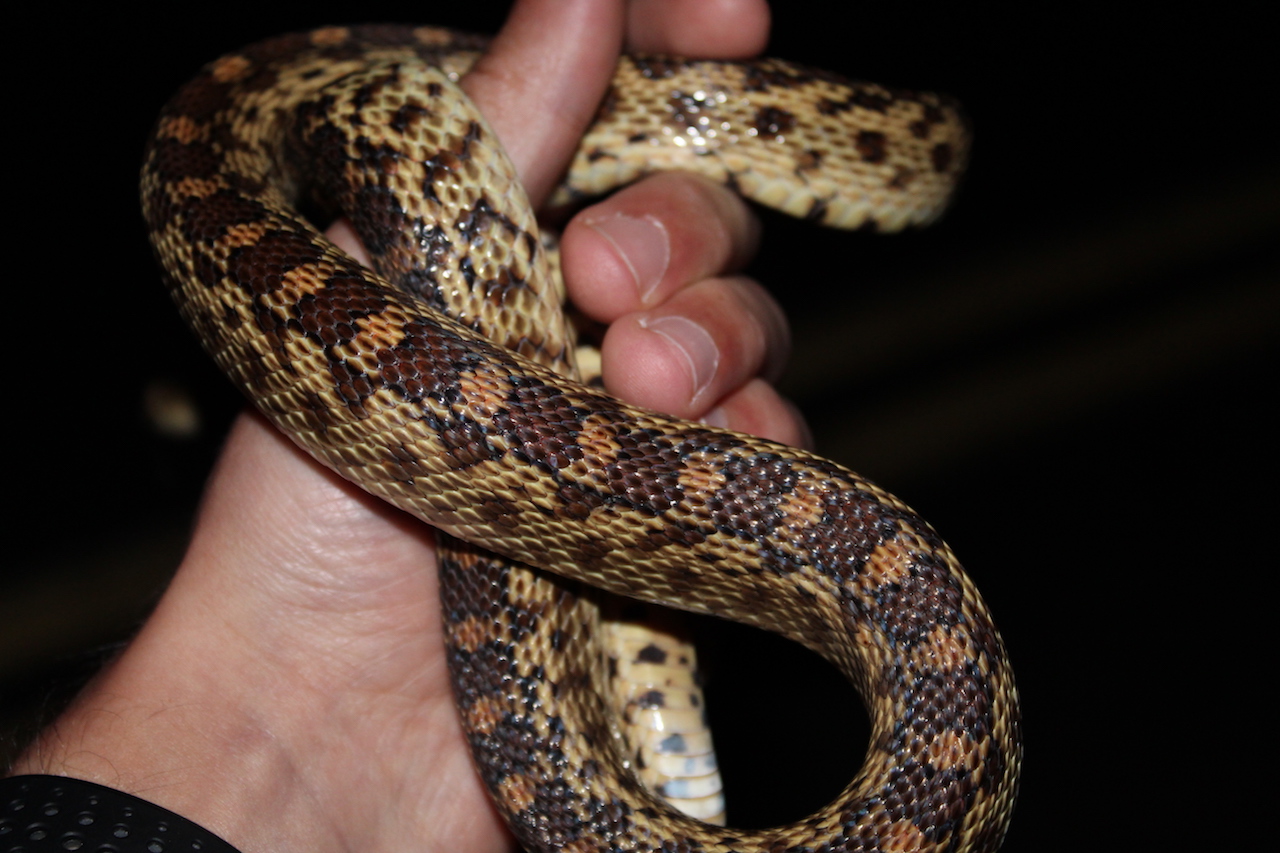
[7,2,809,851]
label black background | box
[3,2,1275,849]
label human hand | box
[8,2,803,851]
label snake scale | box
[142,23,1021,853]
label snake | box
[142,23,1021,853]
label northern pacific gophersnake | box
[142,23,1021,853]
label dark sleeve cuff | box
[1,774,242,852]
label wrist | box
[7,598,318,851]
[6,416,480,853]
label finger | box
[560,172,760,319]
[327,218,369,265]
[328,0,628,286]
[624,0,771,56]
[461,0,627,206]
[714,379,814,449]
[597,274,789,419]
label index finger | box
[624,0,770,56]
[462,0,773,206]
[460,0,627,207]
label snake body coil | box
[143,25,1020,853]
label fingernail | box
[640,315,720,404]
[585,213,670,301]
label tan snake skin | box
[142,25,1020,853]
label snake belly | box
[142,24,1021,853]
